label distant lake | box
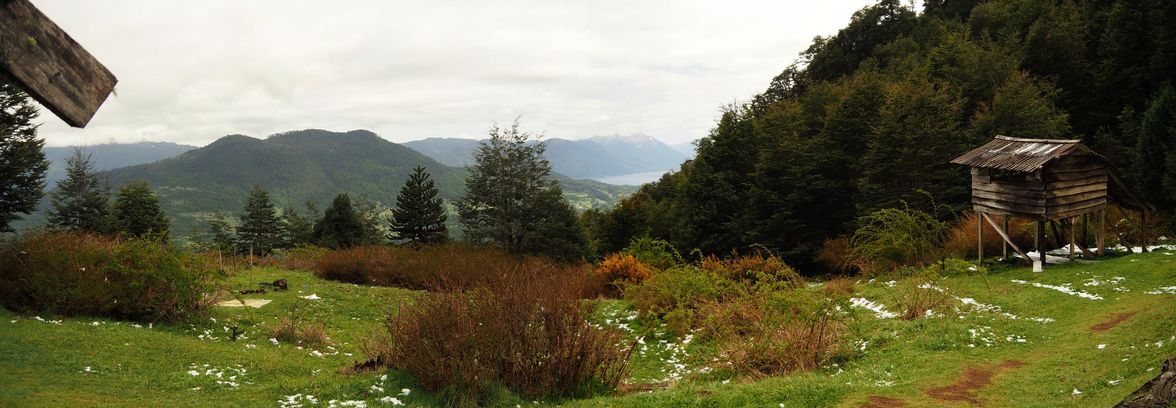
[590,170,674,186]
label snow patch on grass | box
[1010,279,1103,300]
[850,297,898,319]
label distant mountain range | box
[43,142,197,186]
[404,133,691,180]
[94,129,634,239]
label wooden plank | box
[1046,175,1107,189]
[1049,169,1106,181]
[1048,161,1104,173]
[973,189,1046,206]
[1069,217,1075,260]
[972,203,1042,220]
[972,197,1045,215]
[0,0,116,127]
[1046,190,1107,206]
[1048,196,1107,213]
[977,211,984,265]
[982,213,1030,263]
[973,181,1046,198]
[1049,203,1106,222]
[1047,183,1107,198]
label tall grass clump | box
[851,206,947,274]
[0,231,217,322]
[366,265,631,406]
[697,290,852,377]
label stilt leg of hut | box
[1069,217,1076,261]
[1036,220,1046,271]
[1002,215,1009,260]
[1082,213,1088,252]
[1091,209,1100,257]
[977,211,984,265]
[983,213,1030,263]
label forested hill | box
[587,0,1176,271]
[43,142,196,185]
[105,129,634,238]
[404,133,690,179]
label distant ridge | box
[404,133,690,179]
[42,141,196,185]
[98,129,633,239]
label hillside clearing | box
[1,251,1174,407]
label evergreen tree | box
[0,75,48,232]
[284,202,318,248]
[47,148,112,233]
[457,120,586,260]
[314,193,364,249]
[237,186,286,256]
[193,212,235,255]
[389,166,447,244]
[111,180,169,240]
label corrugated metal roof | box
[950,135,1097,172]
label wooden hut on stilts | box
[951,136,1154,271]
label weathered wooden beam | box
[982,213,1030,264]
[0,0,116,127]
[977,211,984,265]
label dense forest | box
[585,0,1176,272]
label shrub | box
[624,265,731,319]
[892,273,954,320]
[697,290,852,377]
[269,301,331,346]
[700,252,803,289]
[816,237,861,274]
[0,231,216,322]
[314,244,595,293]
[273,245,330,271]
[367,267,630,406]
[620,236,683,270]
[823,277,856,296]
[851,207,947,274]
[595,253,653,296]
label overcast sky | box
[34,0,882,147]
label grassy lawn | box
[2,251,1175,407]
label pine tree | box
[284,202,318,248]
[457,120,586,260]
[389,166,447,244]
[48,148,112,234]
[237,186,287,256]
[111,180,169,240]
[0,75,48,232]
[314,193,364,249]
[193,212,235,255]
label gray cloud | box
[32,0,878,147]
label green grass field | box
[2,250,1175,407]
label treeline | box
[191,121,587,261]
[584,0,1176,272]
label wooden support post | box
[1050,221,1064,250]
[982,213,1031,262]
[1097,209,1106,256]
[1037,220,1046,271]
[977,211,984,266]
[1002,215,1009,260]
[1082,213,1088,253]
[1069,217,1076,261]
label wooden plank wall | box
[969,155,1108,220]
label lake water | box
[590,170,674,186]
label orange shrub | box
[596,253,653,296]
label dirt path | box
[925,360,1025,406]
[1091,311,1137,332]
[861,395,907,407]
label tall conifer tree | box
[389,166,447,244]
[48,148,112,233]
[237,186,286,255]
[111,180,169,240]
[0,75,48,232]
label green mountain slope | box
[404,134,689,179]
[104,129,633,239]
